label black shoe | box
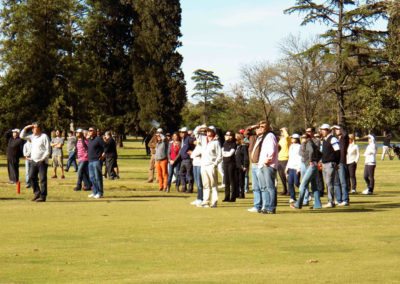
[261,209,268,214]
[64,168,69,172]
[26,184,31,189]
[36,197,46,202]
[210,202,218,208]
[222,199,229,202]
[229,199,236,202]
[73,187,81,191]
[31,195,40,201]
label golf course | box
[0,138,399,283]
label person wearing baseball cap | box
[286,133,301,204]
[320,123,341,208]
[7,128,24,184]
[332,124,350,206]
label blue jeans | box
[89,160,103,196]
[334,163,349,203]
[25,160,31,186]
[193,165,203,201]
[77,161,91,189]
[287,168,300,200]
[322,162,337,204]
[300,163,310,204]
[244,168,249,192]
[66,151,78,171]
[257,166,277,212]
[295,164,321,209]
[251,164,262,210]
[167,161,181,187]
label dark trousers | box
[364,165,376,193]
[287,168,300,201]
[236,168,246,198]
[277,160,288,194]
[348,162,357,190]
[180,159,193,191]
[66,151,78,171]
[105,157,117,178]
[30,161,48,198]
[7,158,20,182]
[223,161,237,201]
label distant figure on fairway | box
[381,132,392,160]
[7,128,23,184]
[20,122,51,202]
[51,130,65,179]
[65,131,77,172]
[362,135,377,195]
[347,134,360,194]
[87,127,105,199]
[104,131,119,180]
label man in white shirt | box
[257,121,279,214]
[20,122,51,202]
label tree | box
[240,62,278,122]
[0,0,79,137]
[285,0,387,128]
[191,69,223,124]
[132,0,186,132]
[274,35,335,128]
[81,0,138,135]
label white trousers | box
[201,164,218,205]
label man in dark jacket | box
[88,127,105,199]
[7,129,24,184]
[104,131,119,180]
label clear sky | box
[180,0,327,96]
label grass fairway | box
[0,138,399,283]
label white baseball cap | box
[156,128,163,133]
[12,129,20,133]
[320,124,331,130]
[179,127,188,132]
[207,126,216,132]
[291,133,300,139]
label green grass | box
[0,138,399,283]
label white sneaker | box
[334,201,339,206]
[94,194,101,199]
[190,199,201,206]
[289,199,295,204]
[338,201,349,206]
[88,193,95,198]
[362,188,372,195]
[351,189,357,194]
[247,207,260,213]
[323,203,334,208]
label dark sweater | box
[7,137,23,160]
[223,141,237,163]
[104,137,118,158]
[322,135,340,164]
[235,144,249,169]
[88,136,104,162]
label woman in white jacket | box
[362,135,377,195]
[197,126,222,208]
[347,134,360,194]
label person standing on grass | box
[167,132,181,192]
[147,129,160,183]
[277,127,291,196]
[155,133,169,192]
[104,131,119,180]
[332,125,350,206]
[74,129,91,191]
[290,133,322,210]
[7,129,24,184]
[190,135,204,206]
[51,130,65,179]
[23,138,32,188]
[347,134,360,194]
[197,126,222,208]
[235,133,249,199]
[306,127,325,197]
[381,132,392,160]
[65,131,77,172]
[245,121,267,213]
[88,127,105,199]
[178,127,195,193]
[222,130,237,202]
[286,133,301,204]
[362,135,377,195]
[257,120,279,214]
[320,124,340,208]
[20,122,51,202]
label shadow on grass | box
[49,199,151,203]
[0,197,22,201]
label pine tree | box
[191,69,223,124]
[0,0,79,133]
[132,0,186,132]
[81,0,138,134]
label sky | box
[180,0,327,97]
